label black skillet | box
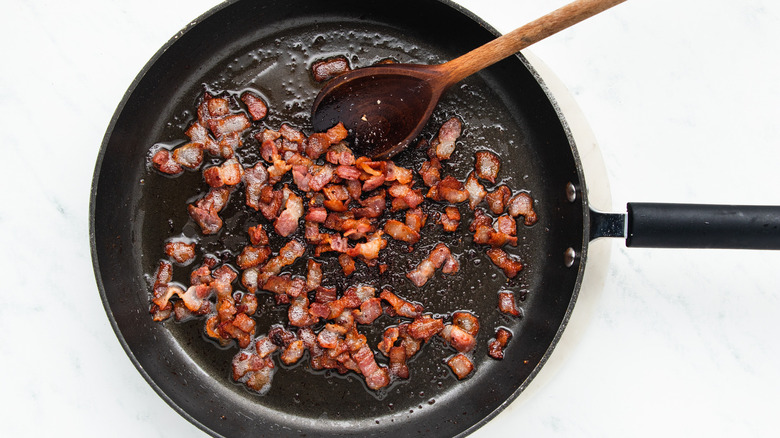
[90,0,780,437]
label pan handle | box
[590,203,780,249]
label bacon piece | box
[464,171,487,209]
[306,123,348,159]
[472,212,518,248]
[408,315,444,342]
[308,165,335,192]
[338,253,356,276]
[257,185,284,220]
[380,289,422,319]
[406,243,458,287]
[384,162,413,185]
[440,324,476,353]
[427,176,469,204]
[507,192,538,226]
[446,353,474,379]
[209,113,251,138]
[188,204,222,235]
[475,150,501,184]
[495,214,517,237]
[306,259,323,291]
[289,295,317,327]
[336,165,361,180]
[203,157,243,188]
[171,142,204,169]
[485,185,511,215]
[430,117,462,160]
[247,225,269,246]
[258,240,306,283]
[439,206,461,232]
[488,328,513,360]
[236,245,271,270]
[388,183,424,211]
[244,162,269,211]
[274,186,303,237]
[164,241,195,264]
[255,335,278,358]
[353,345,390,390]
[235,292,258,316]
[487,248,523,278]
[353,191,386,219]
[151,148,182,175]
[281,339,305,365]
[185,121,219,156]
[305,206,328,223]
[452,311,480,337]
[383,219,420,244]
[240,91,268,121]
[405,208,427,232]
[326,143,356,166]
[312,56,352,82]
[497,290,521,316]
[346,231,386,261]
[353,297,383,325]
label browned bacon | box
[311,56,352,82]
[487,248,523,279]
[164,241,195,264]
[447,353,474,379]
[171,142,204,170]
[236,245,271,270]
[204,157,243,188]
[383,219,420,244]
[379,289,422,319]
[485,185,511,215]
[151,148,182,175]
[431,117,462,160]
[497,290,521,316]
[427,175,469,204]
[247,225,269,246]
[244,162,269,211]
[240,91,268,121]
[406,243,458,287]
[464,171,487,210]
[488,327,513,360]
[274,186,303,237]
[475,150,501,184]
[439,206,461,232]
[507,192,538,226]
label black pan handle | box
[590,203,780,249]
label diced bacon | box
[406,243,458,287]
[232,351,268,380]
[384,162,413,185]
[185,122,219,156]
[306,133,330,160]
[488,327,513,360]
[315,286,338,303]
[430,117,462,160]
[452,311,480,337]
[240,91,268,121]
[496,214,517,237]
[446,353,474,379]
[379,289,422,319]
[487,248,524,278]
[258,186,283,220]
[306,259,323,291]
[475,150,501,184]
[325,122,349,144]
[203,157,243,188]
[255,335,278,358]
[338,253,356,276]
[244,162,269,211]
[206,97,230,118]
[308,165,335,192]
[216,132,240,158]
[353,298,383,325]
[326,143,356,166]
[259,240,306,279]
[336,165,361,180]
[485,185,511,215]
[151,148,183,175]
[427,176,469,204]
[407,315,444,341]
[440,324,476,353]
[187,204,223,235]
[464,171,487,209]
[439,206,461,232]
[383,219,420,244]
[388,183,424,211]
[312,56,352,82]
[507,192,538,226]
[281,340,305,365]
[164,241,195,264]
[213,264,238,283]
[497,290,521,317]
[362,174,385,192]
[235,292,258,316]
[236,245,271,270]
[279,123,305,144]
[171,142,204,169]
[274,187,303,237]
[346,231,386,261]
[209,113,251,138]
[288,295,317,327]
[405,208,427,232]
[247,224,269,246]
[305,206,328,223]
[352,192,386,219]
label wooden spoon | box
[311,0,626,159]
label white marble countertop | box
[4,0,780,436]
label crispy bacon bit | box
[346,231,387,261]
[475,150,501,184]
[236,245,271,270]
[257,185,284,220]
[306,259,323,291]
[353,298,383,325]
[439,206,461,232]
[209,113,251,139]
[339,253,356,276]
[485,185,511,215]
[408,315,445,342]
[406,243,458,287]
[186,121,219,156]
[383,219,420,244]
[406,208,427,232]
[507,192,538,226]
[312,56,352,82]
[204,157,243,188]
[472,211,518,248]
[247,225,269,246]
[171,142,204,169]
[188,187,230,235]
[440,324,476,353]
[464,171,487,210]
[379,289,422,319]
[447,353,474,379]
[164,241,195,264]
[488,328,513,360]
[326,142,356,166]
[281,339,305,365]
[427,176,469,204]
[419,155,442,188]
[151,148,182,175]
[487,248,524,279]
[259,240,306,283]
[388,183,424,211]
[497,290,521,317]
[274,186,303,237]
[452,311,480,337]
[244,162,269,211]
[431,117,462,160]
[240,91,268,121]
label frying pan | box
[89,0,780,437]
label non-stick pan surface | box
[91,0,588,436]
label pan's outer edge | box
[89,0,593,437]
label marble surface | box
[3,0,780,436]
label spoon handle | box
[439,0,626,85]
